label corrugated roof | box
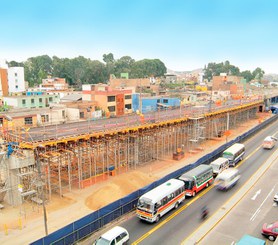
[60,94,82,101]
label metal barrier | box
[31,114,278,245]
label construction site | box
[0,100,263,211]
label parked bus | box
[136,179,185,223]
[178,164,213,197]
[222,143,245,167]
[214,168,240,190]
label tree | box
[114,56,135,77]
[240,70,253,82]
[203,61,241,81]
[130,59,166,78]
[103,53,115,80]
[252,67,265,81]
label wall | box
[8,67,25,93]
[0,68,8,96]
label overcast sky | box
[1,0,278,73]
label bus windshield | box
[137,197,153,210]
[184,180,194,190]
[222,153,233,160]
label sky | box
[1,0,278,74]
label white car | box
[94,226,129,245]
[274,192,278,203]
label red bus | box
[178,164,213,197]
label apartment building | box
[3,94,59,109]
[40,76,69,91]
[8,67,25,93]
[212,74,245,96]
[82,84,132,116]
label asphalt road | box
[200,150,278,244]
[86,115,278,245]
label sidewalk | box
[182,147,278,244]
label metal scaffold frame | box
[0,102,261,203]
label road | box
[84,114,278,245]
[199,149,278,244]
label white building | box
[8,67,25,93]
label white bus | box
[214,168,240,190]
[222,143,245,167]
[136,179,185,223]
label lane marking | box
[250,185,275,221]
[251,189,261,200]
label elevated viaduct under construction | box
[0,101,264,206]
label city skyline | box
[1,0,278,74]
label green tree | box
[114,56,135,77]
[252,67,265,81]
[130,59,166,78]
[240,70,253,82]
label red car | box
[261,221,278,241]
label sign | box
[18,184,23,193]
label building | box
[40,76,69,91]
[132,94,181,113]
[82,84,132,117]
[3,94,59,109]
[0,68,8,97]
[212,74,245,98]
[8,67,25,94]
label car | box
[261,221,278,241]
[94,226,129,245]
[274,192,278,203]
[262,136,277,149]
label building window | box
[22,99,26,105]
[15,73,17,77]
[125,95,131,100]
[80,112,84,118]
[108,106,116,112]
[41,115,49,123]
[24,117,33,125]
[49,97,53,102]
[15,85,18,89]
[39,98,42,103]
[125,104,132,109]
[107,96,116,102]
[62,110,65,118]
[31,99,35,103]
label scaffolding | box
[0,101,262,204]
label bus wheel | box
[175,202,179,209]
[155,215,160,223]
[192,191,196,197]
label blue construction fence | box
[31,114,278,245]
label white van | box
[94,226,129,245]
[210,157,229,177]
[214,168,240,191]
[262,136,277,149]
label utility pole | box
[35,148,48,236]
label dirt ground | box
[0,112,272,244]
